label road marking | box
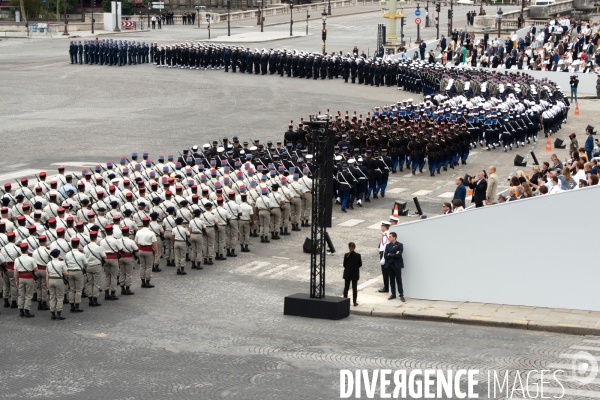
[272,256,290,260]
[385,188,407,194]
[270,265,300,278]
[412,190,432,196]
[51,161,103,167]
[338,219,365,227]
[403,174,413,178]
[234,260,270,273]
[585,340,600,344]
[437,192,455,198]
[570,345,600,352]
[257,264,288,277]
[357,278,379,291]
[6,163,29,169]
[0,169,42,183]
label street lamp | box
[415,0,422,43]
[227,0,230,36]
[257,0,264,32]
[114,2,120,32]
[62,13,69,35]
[327,0,331,15]
[425,0,429,27]
[289,2,293,37]
[321,10,327,54]
[306,8,310,36]
[91,0,95,34]
[496,7,503,40]
[195,5,201,28]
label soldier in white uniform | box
[98,225,123,301]
[188,209,205,270]
[268,184,284,241]
[46,248,68,320]
[148,212,164,272]
[31,235,51,311]
[300,168,313,227]
[278,177,293,236]
[162,207,177,267]
[224,191,241,257]
[213,197,232,261]
[2,231,20,308]
[134,217,158,288]
[118,226,139,294]
[83,230,105,307]
[200,203,216,265]
[289,173,305,231]
[64,237,88,313]
[238,194,254,253]
[255,187,272,243]
[171,217,190,275]
[14,242,38,318]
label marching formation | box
[69,39,152,66]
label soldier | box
[83,230,105,307]
[118,226,138,294]
[31,235,51,311]
[2,231,20,308]
[238,193,254,252]
[255,187,272,243]
[46,248,67,320]
[188,209,205,270]
[99,224,122,300]
[64,237,87,313]
[134,217,158,288]
[172,217,190,275]
[224,191,240,257]
[200,202,216,265]
[14,242,38,317]
[213,197,231,260]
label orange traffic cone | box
[545,135,552,152]
[574,102,580,116]
[393,203,399,218]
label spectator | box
[585,125,595,161]
[497,194,507,203]
[510,176,521,187]
[389,216,399,226]
[452,199,464,212]
[442,202,452,215]
[383,232,404,302]
[526,165,542,189]
[549,176,563,194]
[468,171,487,208]
[573,161,586,183]
[522,182,534,197]
[377,222,391,294]
[550,154,563,172]
[342,242,362,307]
[559,166,577,190]
[588,175,599,186]
[569,133,579,158]
[486,166,498,205]
[507,187,519,201]
[516,186,526,199]
[539,185,549,195]
[452,176,466,209]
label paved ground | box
[1,8,600,399]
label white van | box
[534,0,556,5]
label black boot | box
[70,303,75,313]
[125,286,134,295]
[3,299,9,308]
[56,311,65,320]
[110,291,119,300]
[180,267,187,275]
[19,309,24,317]
[191,261,197,269]
[93,297,102,306]
[11,300,18,308]
[264,235,270,243]
[24,309,34,318]
[33,292,38,302]
[63,295,69,304]
[81,289,88,298]
[245,245,250,252]
[153,264,162,272]
[74,303,84,312]
[89,297,94,307]
[104,290,110,300]
[38,301,43,310]
[121,286,126,295]
[260,236,265,243]
[51,311,57,320]
[207,258,213,265]
[42,301,49,310]
[141,279,147,288]
[282,228,290,236]
[196,262,203,270]
[145,279,155,288]
[226,248,231,256]
[280,227,284,235]
[229,249,237,257]
[273,232,280,240]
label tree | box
[8,0,44,20]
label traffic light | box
[448,9,453,19]
[289,2,293,9]
[436,3,440,12]
[322,29,327,40]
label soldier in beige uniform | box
[278,177,293,236]
[162,207,177,267]
[268,184,284,241]
[255,188,272,243]
[64,237,87,313]
[201,203,216,265]
[300,168,313,227]
[238,194,254,252]
[83,230,105,307]
[99,225,123,301]
[224,192,241,257]
[289,173,305,231]
[118,226,138,294]
[31,235,51,310]
[213,197,232,261]
[134,217,158,288]
[171,217,190,275]
[14,242,38,317]
[1,231,21,308]
[148,212,164,272]
[46,248,68,320]
[188,209,205,270]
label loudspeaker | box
[413,197,423,216]
[530,151,539,166]
[554,138,566,149]
[514,154,527,167]
[393,200,407,216]
[303,236,313,253]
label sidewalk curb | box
[351,309,600,336]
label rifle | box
[15,258,38,282]
[120,238,139,261]
[14,178,34,201]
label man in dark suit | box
[468,170,487,208]
[440,35,447,52]
[453,176,466,208]
[384,232,405,302]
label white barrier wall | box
[389,184,600,311]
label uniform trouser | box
[379,176,389,196]
[103,259,119,292]
[49,278,65,312]
[356,181,367,201]
[239,220,251,245]
[18,277,35,310]
[215,225,227,256]
[280,205,290,229]
[35,269,48,302]
[461,149,469,163]
[290,198,301,225]
[391,156,399,171]
[202,227,216,259]
[86,264,102,298]
[301,193,312,221]
[270,208,281,233]
[258,210,271,236]
[429,157,437,174]
[118,257,134,286]
[339,190,350,211]
[164,231,173,261]
[388,265,404,297]
[68,270,84,304]
[174,241,187,268]
[155,236,163,266]
[226,220,239,250]
[190,234,203,262]
[379,251,388,290]
[139,251,153,280]
[3,270,17,301]
[367,180,376,198]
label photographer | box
[569,75,579,103]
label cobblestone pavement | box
[2,11,599,400]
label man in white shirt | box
[549,176,563,194]
[378,221,391,294]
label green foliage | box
[9,0,44,18]
[102,0,134,15]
